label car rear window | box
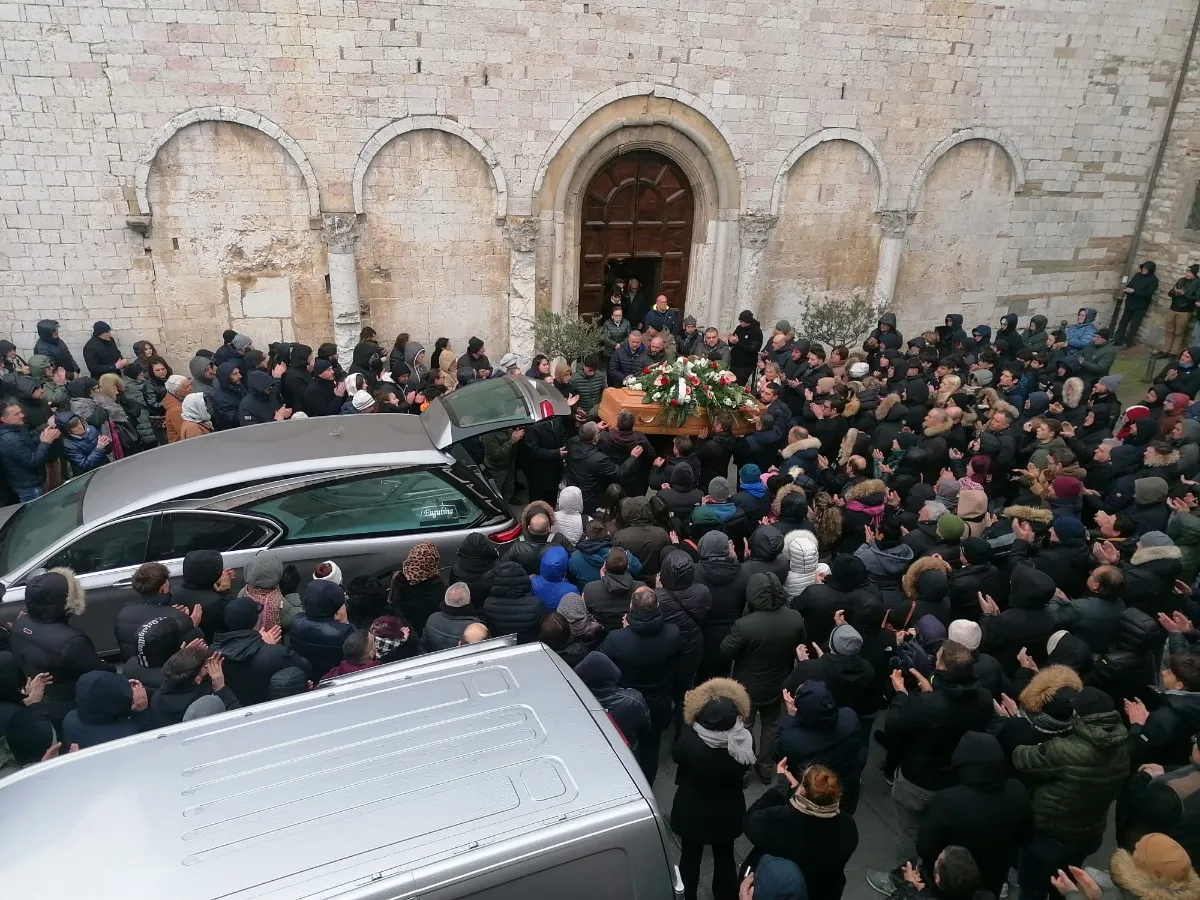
[438,378,529,427]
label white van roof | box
[0,641,661,900]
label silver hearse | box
[0,376,569,654]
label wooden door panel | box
[577,150,694,317]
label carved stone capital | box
[504,216,540,253]
[739,213,777,250]
[321,213,358,252]
[879,209,912,239]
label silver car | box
[0,376,569,655]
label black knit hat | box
[1073,687,1115,716]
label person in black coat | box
[916,732,1034,895]
[694,414,737,494]
[302,359,347,417]
[286,580,354,678]
[33,318,79,378]
[1007,516,1093,600]
[795,555,880,648]
[239,369,287,425]
[7,568,114,726]
[82,321,125,379]
[280,343,314,410]
[879,640,993,868]
[1047,564,1126,654]
[171,550,234,645]
[656,551,711,714]
[521,414,566,505]
[775,679,864,813]
[946,538,1008,622]
[671,677,756,900]
[61,670,150,749]
[786,622,878,719]
[657,465,704,528]
[599,585,684,781]
[112,562,203,662]
[742,525,791,582]
[146,643,241,728]
[721,572,808,783]
[978,563,1058,674]
[212,597,312,705]
[482,561,544,644]
[450,533,498,607]
[693,531,750,682]
[564,421,642,511]
[574,650,650,749]
[743,763,860,900]
[729,310,764,385]
[582,548,645,632]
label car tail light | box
[539,399,555,419]
[489,522,522,543]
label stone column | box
[505,216,540,360]
[873,210,910,308]
[734,212,777,324]
[322,214,362,367]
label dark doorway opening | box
[578,150,695,318]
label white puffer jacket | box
[783,528,821,598]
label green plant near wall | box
[532,311,605,365]
[799,291,889,347]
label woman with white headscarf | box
[179,392,213,440]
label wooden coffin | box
[596,387,762,436]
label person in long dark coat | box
[671,677,755,900]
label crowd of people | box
[6,282,1200,900]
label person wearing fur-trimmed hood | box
[7,568,114,726]
[1056,833,1200,900]
[671,677,755,900]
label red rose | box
[642,367,651,374]
[711,361,718,369]
[669,399,679,406]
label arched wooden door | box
[578,150,695,317]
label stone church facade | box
[3,0,1200,362]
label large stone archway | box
[578,149,696,317]
[535,88,742,326]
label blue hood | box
[1025,391,1051,417]
[1080,307,1097,325]
[539,545,568,582]
[574,536,612,565]
[972,324,992,342]
[575,650,621,690]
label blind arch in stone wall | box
[135,107,321,219]
[352,117,509,220]
[356,128,509,355]
[895,137,1020,332]
[763,136,885,329]
[143,120,328,362]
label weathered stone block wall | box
[1133,20,1200,347]
[894,140,1017,333]
[762,140,882,328]
[357,129,508,356]
[0,0,1196,361]
[145,121,327,362]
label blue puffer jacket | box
[286,581,354,677]
[1065,307,1098,351]
[0,421,52,489]
[567,536,642,588]
[55,412,107,474]
[531,545,575,610]
[607,341,649,387]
